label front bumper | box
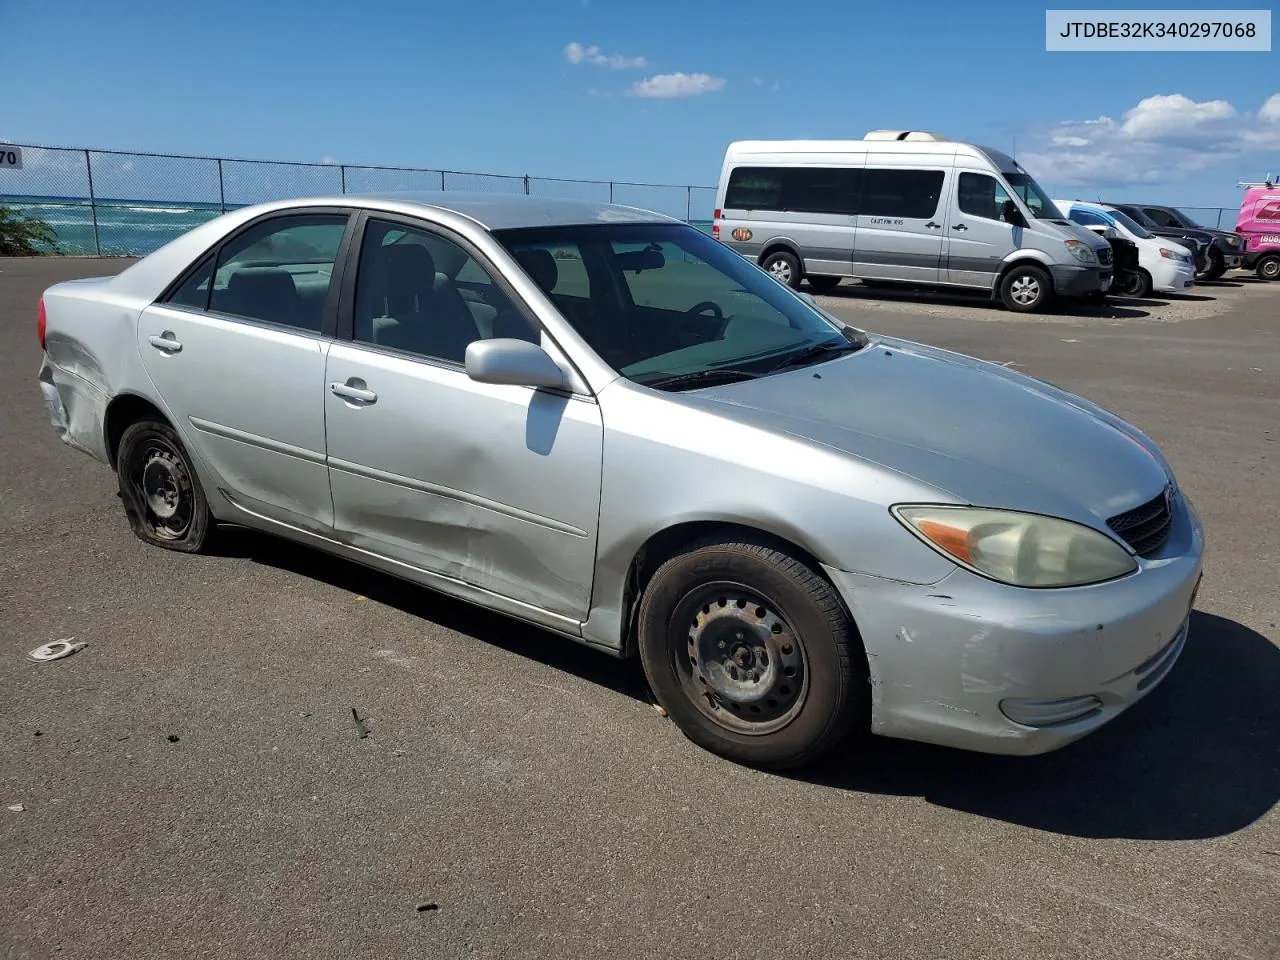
[825,492,1204,756]
[1050,263,1111,297]
[1151,259,1196,293]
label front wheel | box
[116,418,217,553]
[1257,254,1280,281]
[761,250,802,289]
[999,264,1053,312]
[637,538,865,770]
[1199,250,1226,281]
[1117,268,1152,298]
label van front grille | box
[1097,246,1113,266]
[1107,487,1173,558]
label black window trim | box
[334,210,593,399]
[154,205,358,341]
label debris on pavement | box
[351,708,370,739]
[7,804,25,813]
[416,902,439,912]
[27,639,86,663]
[166,735,180,743]
[652,703,669,718]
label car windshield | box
[1106,209,1154,239]
[493,223,865,389]
[1004,172,1063,219]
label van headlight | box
[1064,240,1098,264]
[892,505,1138,587]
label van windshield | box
[493,223,867,390]
[1004,172,1063,220]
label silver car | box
[37,193,1205,769]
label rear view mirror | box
[615,248,665,272]
[465,338,566,390]
[1001,199,1027,227]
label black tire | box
[116,418,216,553]
[998,264,1053,312]
[761,250,802,289]
[1118,268,1152,298]
[1199,250,1226,281]
[806,275,842,294]
[637,537,865,770]
[1256,255,1280,282]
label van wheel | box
[1118,268,1152,298]
[761,250,802,289]
[116,418,217,553]
[1257,255,1280,281]
[999,264,1052,312]
[637,537,865,770]
[806,275,842,294]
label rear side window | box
[724,166,861,215]
[861,169,945,219]
[1143,208,1177,228]
[957,173,1013,221]
[207,214,349,332]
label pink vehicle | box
[1236,181,1280,281]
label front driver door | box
[323,214,604,623]
[946,171,1019,288]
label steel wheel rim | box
[1263,260,1280,280]
[769,260,792,283]
[671,584,809,735]
[1010,275,1040,305]
[132,438,194,539]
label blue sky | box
[4,0,1278,208]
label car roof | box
[335,191,680,230]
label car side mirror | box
[465,338,566,390]
[1001,199,1027,227]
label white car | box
[1055,200,1196,297]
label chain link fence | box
[0,143,719,256]
[0,142,1235,255]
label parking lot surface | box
[3,258,1277,960]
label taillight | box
[712,208,722,240]
[37,296,47,350]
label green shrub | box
[0,205,59,255]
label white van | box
[1054,200,1197,296]
[714,131,1114,312]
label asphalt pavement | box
[2,257,1277,960]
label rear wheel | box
[637,537,865,770]
[116,418,216,553]
[1199,249,1226,281]
[1256,254,1280,281]
[806,275,842,294]
[761,250,802,289]
[999,264,1052,312]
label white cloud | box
[1019,92,1280,189]
[631,72,726,99]
[320,155,339,165]
[564,41,647,69]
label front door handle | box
[330,380,377,404]
[952,223,968,232]
[925,221,942,229]
[148,332,182,354]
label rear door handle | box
[330,380,377,404]
[925,221,941,229]
[148,332,182,354]
[952,223,968,231]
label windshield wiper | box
[767,338,864,374]
[638,368,763,391]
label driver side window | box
[957,173,1013,222]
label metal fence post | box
[84,149,101,256]
[340,165,347,194]
[523,175,530,196]
[217,159,226,213]
[609,181,614,203]
[440,171,446,191]
[686,186,692,222]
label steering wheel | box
[686,300,725,321]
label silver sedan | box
[37,193,1205,769]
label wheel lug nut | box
[750,671,759,682]
[718,640,726,649]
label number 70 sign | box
[0,146,22,169]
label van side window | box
[725,166,861,215]
[957,173,1013,221]
[861,169,945,219]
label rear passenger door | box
[852,166,949,283]
[137,210,353,533]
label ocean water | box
[3,194,715,256]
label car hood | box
[678,337,1172,530]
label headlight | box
[1159,247,1178,259]
[893,505,1138,588]
[1226,235,1241,247]
[1064,240,1098,264]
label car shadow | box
[819,283,1156,319]
[214,526,652,706]
[796,611,1279,840]
[1163,293,1217,302]
[1195,279,1245,288]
